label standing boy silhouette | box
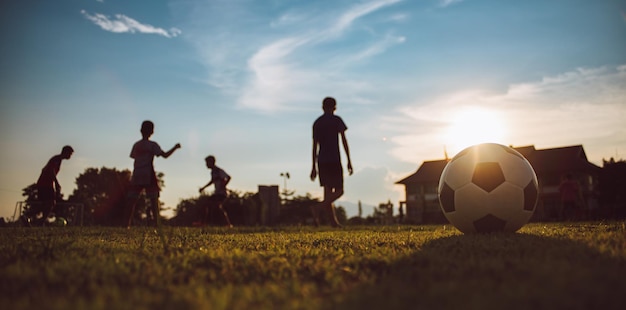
[310,97,353,227]
[199,155,233,228]
[125,120,181,228]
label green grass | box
[1,222,625,310]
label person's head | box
[205,155,216,168]
[322,97,336,113]
[61,145,74,159]
[141,120,154,138]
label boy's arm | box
[310,139,319,180]
[340,131,353,175]
[53,174,61,194]
[161,143,182,158]
[199,180,214,193]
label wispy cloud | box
[387,65,626,164]
[177,0,404,112]
[329,0,403,37]
[439,0,464,7]
[81,10,181,38]
[238,0,404,112]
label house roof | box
[396,144,601,184]
[522,145,601,175]
[396,159,449,184]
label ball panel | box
[448,184,492,233]
[439,182,456,213]
[441,154,475,189]
[503,211,534,232]
[497,152,536,187]
[472,143,511,162]
[487,183,525,219]
[523,180,538,211]
[499,144,526,160]
[473,214,507,233]
[480,181,533,233]
[471,162,505,193]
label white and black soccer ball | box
[438,143,538,234]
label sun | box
[443,107,508,155]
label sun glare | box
[444,107,508,155]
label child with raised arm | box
[125,120,181,228]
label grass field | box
[1,222,625,310]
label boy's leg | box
[212,196,233,228]
[124,196,139,228]
[218,204,233,228]
[143,185,161,227]
[324,186,343,227]
[150,197,161,227]
[39,200,55,226]
[124,185,143,228]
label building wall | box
[258,185,280,225]
[404,171,599,223]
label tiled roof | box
[396,145,601,184]
[396,159,449,184]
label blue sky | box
[1,0,625,219]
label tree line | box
[18,167,395,227]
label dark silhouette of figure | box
[124,121,181,228]
[310,97,353,227]
[199,155,233,227]
[24,145,74,226]
[558,173,584,221]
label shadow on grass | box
[338,232,626,310]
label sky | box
[1,0,625,220]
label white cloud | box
[81,10,181,38]
[387,65,626,165]
[329,0,403,37]
[237,0,404,112]
[439,0,464,8]
[175,0,405,111]
[344,166,404,208]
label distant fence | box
[13,201,85,226]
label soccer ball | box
[438,143,538,233]
[54,217,68,227]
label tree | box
[280,194,348,226]
[169,191,260,227]
[20,183,79,225]
[68,167,165,226]
[369,200,394,225]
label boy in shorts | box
[125,120,181,228]
[310,97,353,227]
[199,155,233,227]
[25,145,74,226]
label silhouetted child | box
[199,155,233,228]
[24,145,74,226]
[310,97,353,227]
[124,120,181,228]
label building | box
[258,185,280,225]
[396,145,601,223]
